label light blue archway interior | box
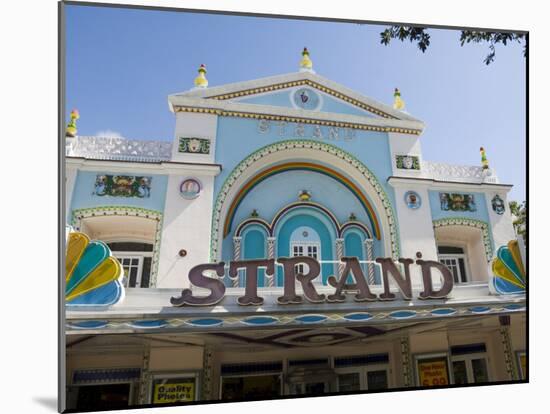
[239,225,268,288]
[342,228,381,284]
[344,230,364,283]
[274,208,337,285]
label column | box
[232,237,242,287]
[499,315,519,380]
[400,336,414,387]
[137,346,151,405]
[267,237,276,287]
[201,346,215,401]
[335,238,344,278]
[364,239,376,284]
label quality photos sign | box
[153,380,195,404]
[171,254,455,307]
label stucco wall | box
[70,170,168,214]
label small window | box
[438,245,469,284]
[108,242,153,288]
[450,344,490,384]
[438,246,464,255]
[290,242,320,275]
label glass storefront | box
[416,343,490,387]
[335,354,390,392]
[75,384,131,411]
[67,368,141,410]
[221,375,282,400]
[220,361,283,400]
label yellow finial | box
[299,47,313,72]
[65,109,80,138]
[393,88,405,110]
[480,147,489,169]
[298,190,312,201]
[194,64,208,88]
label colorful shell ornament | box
[65,231,125,308]
[489,240,526,295]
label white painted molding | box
[387,176,513,192]
[66,157,222,176]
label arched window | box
[437,246,470,284]
[434,221,491,283]
[107,242,154,288]
[71,207,162,288]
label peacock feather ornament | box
[489,240,526,295]
[65,231,125,307]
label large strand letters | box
[170,255,454,307]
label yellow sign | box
[153,380,195,404]
[519,353,527,379]
[417,358,449,387]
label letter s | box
[170,262,226,306]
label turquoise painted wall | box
[343,229,381,284]
[344,231,363,284]
[69,171,168,218]
[242,227,267,288]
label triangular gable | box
[171,71,421,122]
[232,88,379,118]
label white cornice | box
[387,176,513,192]
[169,71,422,124]
[66,157,222,176]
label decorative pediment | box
[169,71,422,124]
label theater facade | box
[63,51,526,411]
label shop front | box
[65,269,526,409]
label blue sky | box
[65,4,526,201]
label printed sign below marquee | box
[416,355,450,387]
[152,379,196,404]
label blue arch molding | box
[235,201,372,238]
[224,162,382,240]
[211,140,401,261]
